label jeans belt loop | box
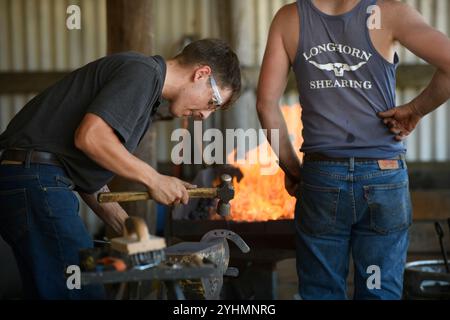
[400,154,407,169]
[349,157,355,172]
[24,149,34,169]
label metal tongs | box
[434,221,450,273]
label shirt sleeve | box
[86,61,159,143]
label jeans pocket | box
[43,188,79,217]
[55,175,75,190]
[363,181,412,234]
[296,182,340,236]
[0,188,29,243]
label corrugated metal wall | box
[0,0,449,232]
[0,0,107,234]
[0,0,106,131]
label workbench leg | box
[115,283,127,300]
[128,281,142,300]
[165,281,186,300]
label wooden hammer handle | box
[124,216,149,241]
[98,188,218,203]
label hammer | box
[97,174,234,217]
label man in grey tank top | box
[257,0,450,299]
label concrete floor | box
[276,259,298,300]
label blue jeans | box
[0,162,105,299]
[295,157,412,300]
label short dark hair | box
[174,38,241,109]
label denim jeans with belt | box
[295,157,412,300]
[0,161,105,299]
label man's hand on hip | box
[378,103,423,141]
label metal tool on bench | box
[79,228,249,300]
[165,229,250,300]
[434,221,450,273]
[448,218,450,250]
[111,216,166,269]
[97,174,234,217]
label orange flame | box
[225,104,303,222]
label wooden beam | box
[106,0,153,54]
[408,162,450,189]
[408,162,450,221]
[217,0,233,46]
[411,191,450,221]
[0,64,436,95]
[104,0,157,235]
[0,72,68,94]
[409,221,450,254]
[396,64,436,88]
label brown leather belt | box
[303,153,405,163]
[0,149,62,167]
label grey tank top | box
[293,0,406,158]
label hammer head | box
[216,174,234,217]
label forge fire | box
[225,104,303,222]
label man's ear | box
[193,65,212,81]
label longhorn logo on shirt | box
[308,60,367,77]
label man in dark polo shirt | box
[0,39,241,299]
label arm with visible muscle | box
[378,2,450,140]
[257,5,302,195]
[74,114,195,207]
